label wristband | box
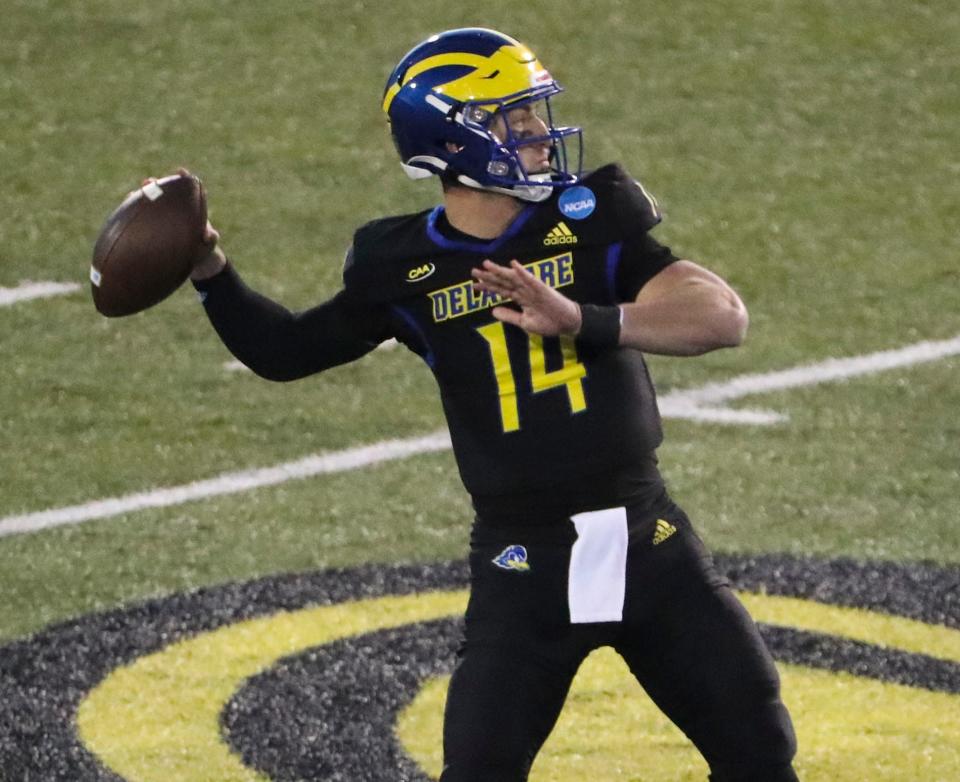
[577,304,622,349]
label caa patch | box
[406,262,436,283]
[558,186,597,220]
[492,545,530,572]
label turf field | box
[1,1,958,780]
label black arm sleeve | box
[193,262,389,381]
[615,232,680,301]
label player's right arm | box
[190,239,387,381]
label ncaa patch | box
[492,545,530,572]
[558,186,597,220]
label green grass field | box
[1,1,958,779]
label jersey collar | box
[426,204,537,254]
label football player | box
[190,27,798,782]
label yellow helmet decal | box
[382,45,549,115]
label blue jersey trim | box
[605,242,623,304]
[390,305,436,369]
[426,205,537,254]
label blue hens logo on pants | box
[492,545,530,572]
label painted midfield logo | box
[8,558,958,779]
[492,544,531,571]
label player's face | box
[490,102,551,175]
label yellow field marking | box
[77,591,467,782]
[741,592,960,663]
[399,655,960,781]
[78,589,960,781]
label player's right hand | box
[190,222,227,280]
[174,167,227,280]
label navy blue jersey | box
[344,164,677,515]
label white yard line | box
[1,334,958,537]
[0,281,81,307]
[659,334,960,423]
[0,432,452,537]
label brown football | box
[90,173,207,317]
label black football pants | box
[439,503,798,782]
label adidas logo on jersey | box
[653,519,677,545]
[543,222,578,246]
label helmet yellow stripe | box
[381,46,547,115]
[435,46,546,104]
[382,83,402,114]
[382,53,490,114]
[403,53,491,86]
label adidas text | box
[653,519,677,545]
[544,222,578,246]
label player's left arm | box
[472,259,582,337]
[471,258,747,357]
[619,259,748,356]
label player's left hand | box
[472,259,582,337]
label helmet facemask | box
[450,92,583,202]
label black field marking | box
[761,626,960,692]
[717,554,960,628]
[222,618,462,782]
[0,556,957,780]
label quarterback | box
[190,28,799,782]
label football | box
[90,173,207,317]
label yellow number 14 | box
[477,321,587,433]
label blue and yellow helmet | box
[382,28,582,202]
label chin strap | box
[455,172,555,203]
[400,159,565,203]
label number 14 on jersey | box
[477,321,588,433]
